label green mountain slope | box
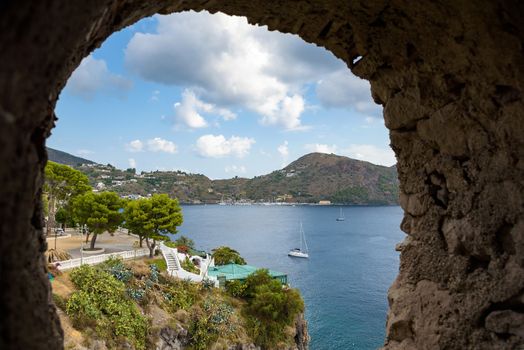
[48,148,399,205]
[245,153,399,204]
[47,147,96,167]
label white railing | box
[57,248,150,270]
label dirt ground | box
[46,230,140,258]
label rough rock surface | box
[0,1,523,349]
[153,313,308,350]
[155,325,189,350]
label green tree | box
[212,246,246,266]
[72,191,124,249]
[243,270,304,348]
[123,194,183,257]
[174,235,195,249]
[123,198,149,248]
[44,161,91,235]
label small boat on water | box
[288,222,309,258]
[336,207,345,221]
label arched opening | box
[49,10,400,349]
[0,1,523,350]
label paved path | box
[46,230,140,259]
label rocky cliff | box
[154,313,309,350]
[54,259,309,350]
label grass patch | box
[148,257,167,272]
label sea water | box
[174,205,404,350]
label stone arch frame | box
[0,1,523,349]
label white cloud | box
[66,55,132,100]
[260,94,306,131]
[316,69,381,116]
[277,141,289,157]
[277,140,290,167]
[128,158,137,168]
[150,90,160,102]
[124,12,347,130]
[225,165,247,174]
[147,137,177,154]
[343,144,396,166]
[196,134,255,158]
[126,139,144,152]
[173,89,236,129]
[364,116,376,124]
[305,143,338,154]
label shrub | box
[181,257,199,274]
[99,256,133,283]
[242,269,274,298]
[127,287,146,301]
[174,235,195,249]
[149,264,160,283]
[225,280,247,298]
[241,270,304,348]
[201,278,215,290]
[177,245,189,254]
[212,246,246,266]
[66,265,149,349]
[189,298,235,350]
[162,278,200,311]
[164,241,177,249]
[52,293,67,311]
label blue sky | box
[50,11,394,179]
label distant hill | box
[48,148,399,205]
[47,147,96,167]
[244,153,399,205]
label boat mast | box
[300,222,308,252]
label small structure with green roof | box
[207,264,288,286]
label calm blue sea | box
[172,205,404,350]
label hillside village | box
[49,148,399,205]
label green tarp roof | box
[207,264,287,281]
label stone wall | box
[0,1,522,349]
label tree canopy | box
[44,161,91,234]
[212,246,246,266]
[124,194,183,257]
[72,191,123,249]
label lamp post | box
[80,225,85,266]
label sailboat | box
[288,222,309,258]
[336,207,345,221]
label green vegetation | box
[330,186,370,203]
[72,191,124,249]
[181,257,199,274]
[226,269,305,349]
[56,254,304,350]
[123,194,183,257]
[148,257,167,272]
[66,264,149,349]
[225,280,247,297]
[50,149,399,205]
[174,235,195,249]
[212,246,246,266]
[188,298,237,350]
[44,161,91,235]
[47,147,96,167]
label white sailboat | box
[336,207,345,221]
[288,222,309,258]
